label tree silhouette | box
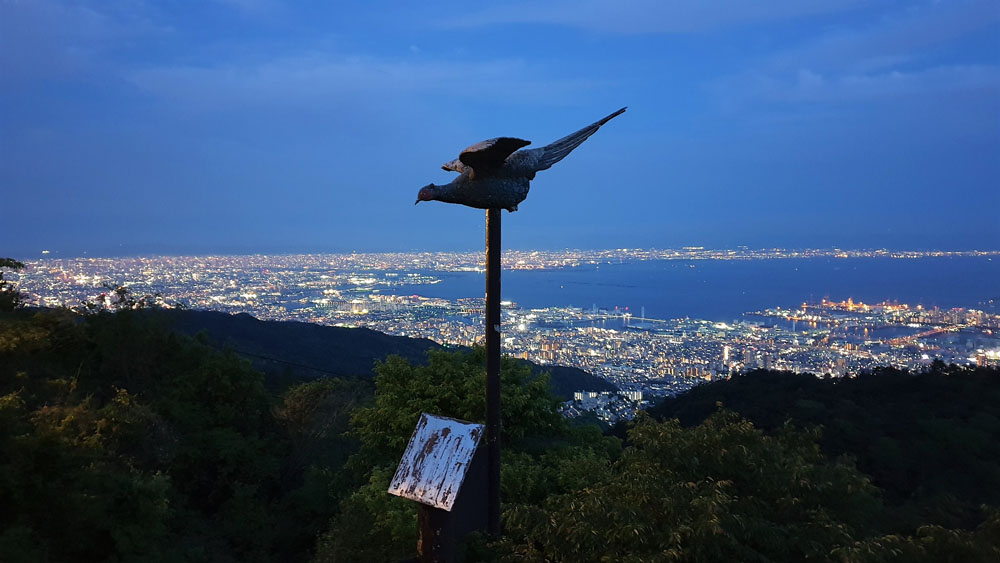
[0,258,25,312]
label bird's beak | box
[414,199,421,205]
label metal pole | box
[418,504,453,563]
[485,208,501,537]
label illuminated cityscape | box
[10,248,1000,423]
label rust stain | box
[388,413,485,511]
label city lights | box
[10,247,999,423]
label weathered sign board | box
[388,413,484,511]
[389,413,489,562]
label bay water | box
[397,256,999,322]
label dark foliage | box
[526,361,617,399]
[2,305,997,562]
[143,308,615,398]
[148,308,437,379]
[0,258,25,312]
[315,348,620,561]
[0,307,614,561]
[503,411,885,562]
[647,364,1000,531]
[0,307,362,562]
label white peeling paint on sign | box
[387,413,484,511]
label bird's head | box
[415,184,436,205]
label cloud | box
[443,0,869,33]
[0,0,111,83]
[0,0,167,86]
[712,1,1000,108]
[127,53,602,110]
[767,0,1000,74]
[730,64,1000,105]
[212,0,280,15]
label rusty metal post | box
[417,504,454,563]
[485,208,501,537]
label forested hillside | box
[1,306,998,562]
[146,308,616,399]
[647,365,1000,532]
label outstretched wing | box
[525,107,626,172]
[458,137,531,174]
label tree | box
[647,366,1000,531]
[834,508,1000,563]
[271,378,371,560]
[501,410,885,562]
[0,258,25,312]
[76,283,168,314]
[314,348,619,561]
[274,377,369,479]
[0,306,288,562]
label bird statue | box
[415,107,626,212]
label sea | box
[394,256,1000,323]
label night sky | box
[2,1,998,257]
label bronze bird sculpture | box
[415,107,626,212]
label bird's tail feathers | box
[535,107,626,171]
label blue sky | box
[1,0,998,256]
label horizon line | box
[10,247,1000,261]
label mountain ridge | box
[144,307,616,399]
